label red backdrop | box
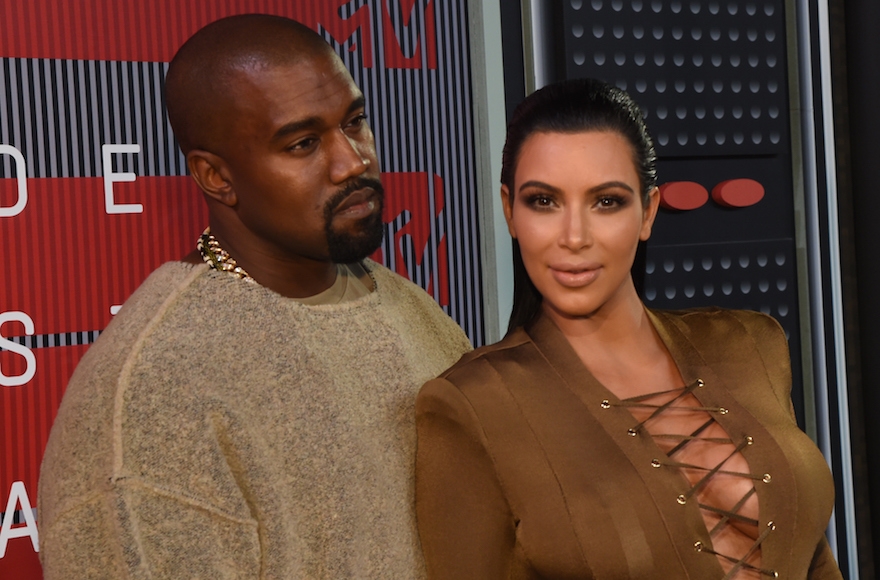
[0,1,482,577]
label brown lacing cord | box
[696,521,779,579]
[603,379,778,578]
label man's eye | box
[289,138,317,151]
[346,114,368,129]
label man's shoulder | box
[363,259,456,317]
[362,259,427,295]
[115,261,208,316]
[67,262,209,391]
[360,258,473,362]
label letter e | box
[0,145,28,218]
[102,144,143,214]
[0,311,36,387]
[0,481,39,557]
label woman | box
[415,79,842,579]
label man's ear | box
[187,150,237,207]
[500,185,516,238]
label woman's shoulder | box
[437,327,533,383]
[649,306,786,343]
[417,327,549,429]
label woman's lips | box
[550,264,601,287]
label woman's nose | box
[559,208,592,250]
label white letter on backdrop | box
[0,311,36,387]
[0,481,40,557]
[102,143,143,214]
[0,145,27,218]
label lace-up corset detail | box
[602,379,778,579]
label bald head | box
[165,14,339,155]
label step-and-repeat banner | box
[0,2,483,576]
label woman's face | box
[502,130,659,323]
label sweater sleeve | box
[39,482,262,579]
[415,378,517,580]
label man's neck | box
[186,227,339,299]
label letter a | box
[0,481,40,557]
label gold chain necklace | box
[197,227,256,283]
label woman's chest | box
[481,367,826,579]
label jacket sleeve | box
[808,536,844,579]
[732,310,844,579]
[415,377,518,580]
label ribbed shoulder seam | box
[111,265,206,479]
[439,330,530,381]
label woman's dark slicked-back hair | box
[502,78,657,333]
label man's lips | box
[550,263,601,287]
[333,188,379,218]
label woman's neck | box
[544,289,682,399]
[542,276,648,343]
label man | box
[38,14,471,579]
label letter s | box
[0,311,36,387]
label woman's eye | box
[597,195,625,209]
[528,195,554,208]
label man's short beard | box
[324,177,386,264]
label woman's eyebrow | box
[518,180,636,194]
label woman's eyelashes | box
[522,192,557,211]
[594,193,631,211]
[519,190,634,212]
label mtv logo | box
[314,0,438,69]
[372,172,449,306]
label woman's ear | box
[187,150,237,207]
[501,185,517,238]
[639,186,661,241]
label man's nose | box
[329,129,371,184]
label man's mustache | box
[327,177,385,213]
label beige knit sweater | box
[38,260,472,579]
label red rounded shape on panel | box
[711,179,765,208]
[658,182,709,211]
